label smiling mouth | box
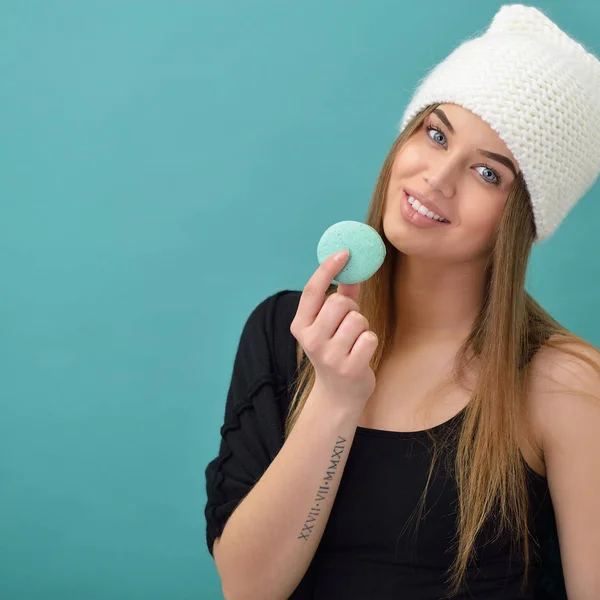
[402,191,451,227]
[404,191,450,223]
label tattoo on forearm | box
[297,436,347,542]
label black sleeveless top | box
[292,410,562,599]
[205,290,567,599]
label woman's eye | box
[476,165,501,185]
[427,126,447,147]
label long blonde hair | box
[285,104,600,597]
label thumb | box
[336,281,361,304]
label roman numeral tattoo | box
[297,435,347,542]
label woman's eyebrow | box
[432,108,519,178]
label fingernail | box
[335,249,349,261]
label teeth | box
[408,196,446,222]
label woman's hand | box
[290,250,379,412]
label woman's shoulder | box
[524,334,600,460]
[242,289,301,340]
[525,334,600,399]
[243,289,303,380]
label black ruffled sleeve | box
[204,290,301,557]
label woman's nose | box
[425,155,462,195]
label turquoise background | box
[1,2,598,599]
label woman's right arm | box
[213,249,378,599]
[214,385,362,600]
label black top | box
[205,290,567,599]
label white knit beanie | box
[399,4,600,244]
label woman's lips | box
[400,190,451,229]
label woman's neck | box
[392,253,487,346]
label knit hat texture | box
[399,4,600,243]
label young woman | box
[205,6,600,599]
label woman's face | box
[383,103,521,262]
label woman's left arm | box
[530,343,600,599]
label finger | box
[347,330,378,369]
[295,250,350,329]
[336,281,360,304]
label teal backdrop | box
[1,2,599,599]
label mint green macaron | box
[317,220,386,285]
